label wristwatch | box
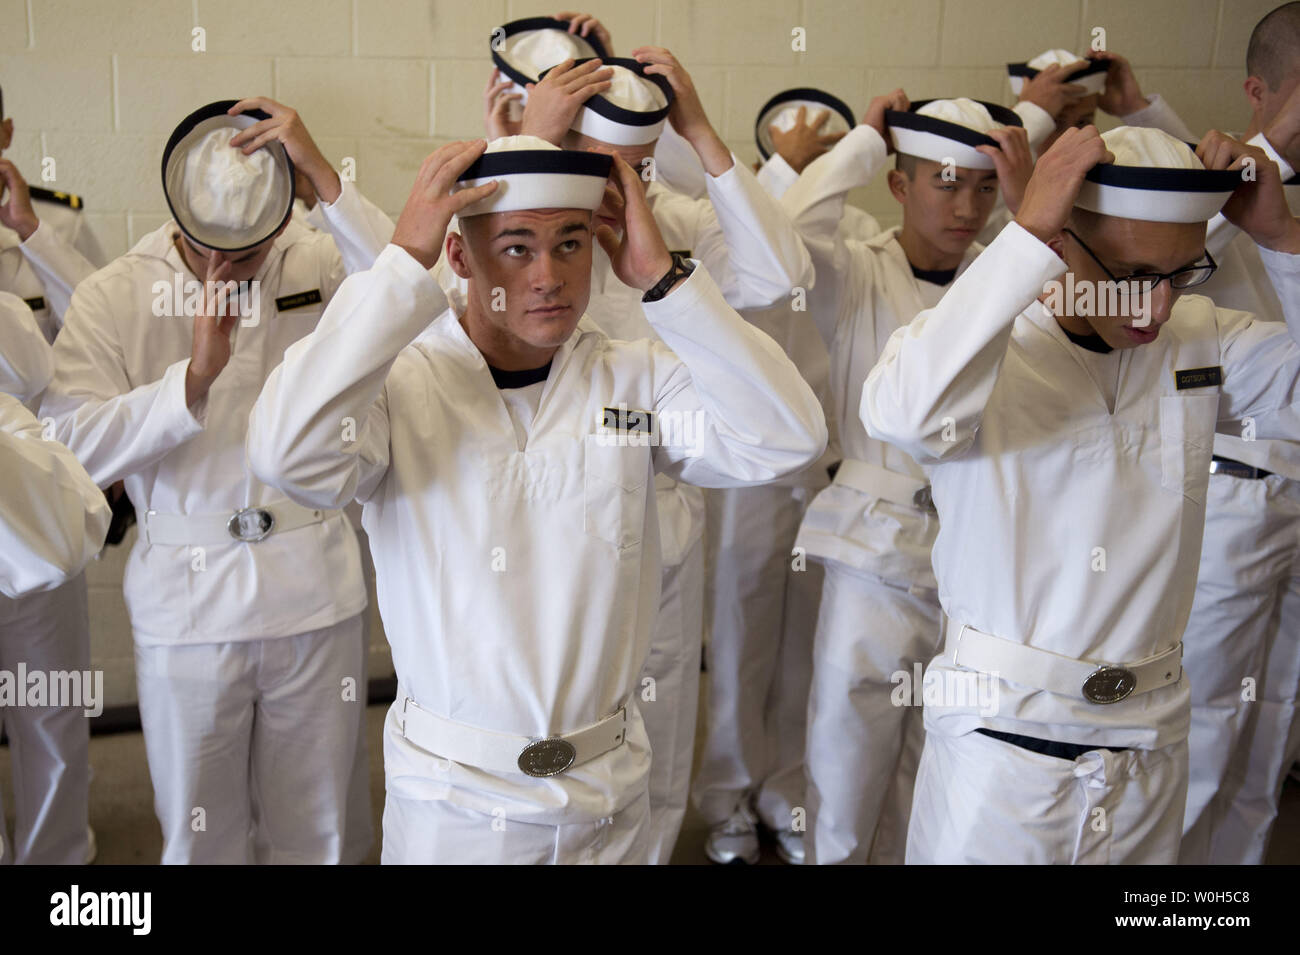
[641,252,696,303]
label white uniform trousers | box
[380,788,651,864]
[639,523,705,864]
[133,614,366,864]
[1182,472,1300,863]
[0,573,90,865]
[803,559,941,864]
[694,484,819,836]
[341,519,376,864]
[907,728,1188,864]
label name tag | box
[275,289,322,312]
[23,296,47,311]
[602,406,655,434]
[1175,366,1222,390]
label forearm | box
[700,156,813,308]
[0,294,54,401]
[18,221,97,328]
[247,244,440,507]
[646,263,827,484]
[315,179,398,275]
[781,124,888,246]
[863,221,1064,460]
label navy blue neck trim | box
[1062,326,1113,354]
[910,263,957,286]
[489,360,552,389]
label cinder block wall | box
[0,0,1274,705]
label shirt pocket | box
[1159,393,1219,505]
[584,435,650,551]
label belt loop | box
[952,624,969,667]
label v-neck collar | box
[1025,300,1128,415]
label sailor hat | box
[453,134,614,217]
[1075,126,1240,223]
[540,58,674,147]
[755,87,855,162]
[161,100,295,252]
[1007,49,1109,97]
[885,98,1023,170]
[490,17,610,99]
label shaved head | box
[1248,2,1300,89]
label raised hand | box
[227,97,342,204]
[519,58,613,145]
[977,125,1035,215]
[594,154,675,292]
[0,159,39,241]
[391,139,500,269]
[1014,125,1114,243]
[770,106,847,173]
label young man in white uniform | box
[0,85,107,866]
[864,122,1300,864]
[777,94,1030,865]
[1180,2,1300,865]
[508,33,813,863]
[39,97,392,864]
[245,135,826,864]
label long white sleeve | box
[1014,101,1057,152]
[0,291,54,402]
[1120,93,1195,142]
[0,392,111,597]
[694,154,813,309]
[863,221,1065,461]
[247,244,444,509]
[315,178,397,276]
[39,279,205,486]
[18,220,97,330]
[645,262,827,485]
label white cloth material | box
[652,122,707,199]
[246,246,825,836]
[907,729,1188,863]
[0,393,110,598]
[639,531,704,864]
[694,484,820,829]
[890,98,1007,170]
[1075,126,1235,224]
[380,784,650,864]
[455,135,609,217]
[1008,49,1107,96]
[1179,167,1300,863]
[1179,472,1300,863]
[863,220,1300,753]
[571,65,669,146]
[1120,93,1196,142]
[183,128,279,235]
[780,124,969,583]
[497,25,599,100]
[0,573,90,865]
[0,291,53,402]
[803,561,940,864]
[0,196,100,345]
[134,615,367,864]
[39,179,393,644]
[755,154,881,242]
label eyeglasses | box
[1063,228,1217,296]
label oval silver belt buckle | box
[517,738,577,777]
[227,507,275,542]
[1081,666,1137,704]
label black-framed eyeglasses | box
[1063,228,1217,296]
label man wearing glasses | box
[863,122,1300,864]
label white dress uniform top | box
[0,390,109,865]
[246,154,825,862]
[775,107,1000,865]
[0,184,102,866]
[863,131,1300,863]
[0,291,53,402]
[1181,138,1300,864]
[0,393,109,599]
[38,106,390,861]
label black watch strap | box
[641,252,695,303]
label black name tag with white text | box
[275,289,322,311]
[1175,366,1222,390]
[602,406,655,434]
